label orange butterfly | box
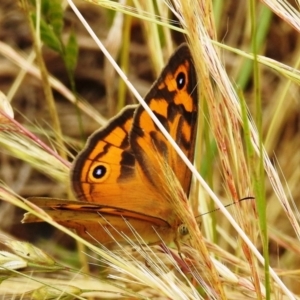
[23,44,198,246]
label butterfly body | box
[23,44,198,246]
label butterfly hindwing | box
[23,197,173,244]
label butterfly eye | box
[176,72,186,90]
[178,224,189,239]
[90,163,109,182]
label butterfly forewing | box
[71,105,175,223]
[130,44,198,196]
[71,105,136,201]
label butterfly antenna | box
[196,196,255,219]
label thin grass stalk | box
[262,0,300,32]
[6,51,36,103]
[249,0,270,299]
[117,10,132,111]
[84,0,185,33]
[265,48,300,151]
[156,0,173,55]
[20,0,67,161]
[133,0,164,75]
[170,2,227,298]
[104,4,125,116]
[236,5,273,89]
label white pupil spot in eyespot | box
[176,72,186,90]
[92,165,107,179]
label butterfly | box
[23,44,198,246]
